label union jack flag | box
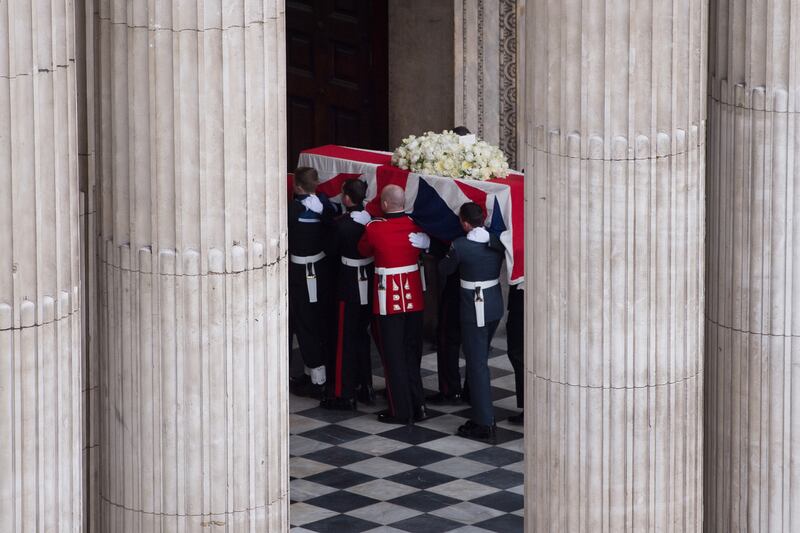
[298,145,525,284]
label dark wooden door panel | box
[288,96,316,167]
[286,0,388,168]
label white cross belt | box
[290,251,326,303]
[460,278,500,327]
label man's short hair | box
[342,178,367,205]
[459,202,484,228]
[381,184,405,211]
[294,167,319,192]
[453,126,471,136]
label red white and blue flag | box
[298,145,525,284]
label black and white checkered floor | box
[290,334,524,532]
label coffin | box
[296,145,525,285]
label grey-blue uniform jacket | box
[438,234,505,325]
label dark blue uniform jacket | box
[438,233,505,325]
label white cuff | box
[310,365,326,385]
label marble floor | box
[289,332,525,532]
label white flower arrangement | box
[391,130,510,181]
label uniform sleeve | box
[487,233,505,254]
[318,193,339,225]
[428,237,451,260]
[438,242,460,278]
[357,224,375,257]
[326,218,342,258]
[287,200,301,238]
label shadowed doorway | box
[285,0,389,168]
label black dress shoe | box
[290,378,324,399]
[320,397,357,411]
[289,374,310,387]
[507,411,524,425]
[425,392,462,405]
[356,384,376,405]
[377,410,413,425]
[457,420,497,443]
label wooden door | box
[286,0,389,169]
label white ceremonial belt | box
[459,279,499,290]
[290,251,326,265]
[341,256,374,267]
[375,264,418,276]
[290,252,326,303]
[460,278,500,327]
[342,256,374,306]
[375,263,419,315]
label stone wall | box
[388,0,455,149]
[454,0,519,168]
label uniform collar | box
[383,211,406,219]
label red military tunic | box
[357,212,426,316]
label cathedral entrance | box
[285,3,525,530]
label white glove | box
[300,194,324,214]
[458,133,477,147]
[350,210,372,225]
[466,227,490,243]
[408,232,431,250]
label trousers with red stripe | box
[327,300,374,399]
[374,311,424,420]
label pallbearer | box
[439,202,505,441]
[427,237,463,405]
[358,185,430,424]
[505,283,524,424]
[426,125,476,405]
[321,179,375,410]
[288,167,338,397]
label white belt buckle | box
[306,263,318,303]
[461,279,498,328]
[377,274,387,315]
[474,286,485,327]
[358,267,369,306]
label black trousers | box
[328,300,373,399]
[436,273,462,396]
[288,262,331,369]
[506,285,524,408]
[375,312,424,419]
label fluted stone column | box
[0,1,83,532]
[706,1,800,531]
[76,0,99,530]
[522,1,706,530]
[94,1,289,530]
